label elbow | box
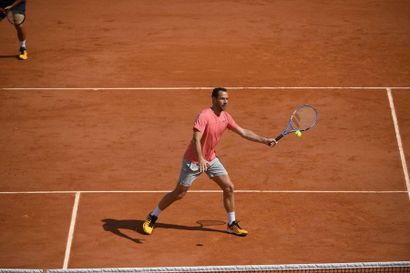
[239,129,249,139]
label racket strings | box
[291,107,317,130]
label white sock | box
[151,207,162,217]
[20,40,26,48]
[227,211,236,225]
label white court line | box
[63,192,81,270]
[387,88,410,200]
[1,86,410,91]
[0,190,408,195]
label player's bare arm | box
[192,129,210,172]
[232,126,276,147]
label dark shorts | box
[0,1,25,14]
[12,1,25,15]
[0,1,25,24]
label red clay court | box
[0,1,409,272]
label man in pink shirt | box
[143,87,276,236]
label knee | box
[172,188,187,201]
[175,191,187,200]
[13,19,23,28]
[223,184,235,195]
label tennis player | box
[0,0,28,60]
[143,87,277,236]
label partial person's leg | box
[143,159,199,235]
[212,175,248,236]
[211,175,235,214]
[142,184,189,235]
[12,0,27,59]
[158,183,190,211]
[14,15,27,59]
[15,23,25,41]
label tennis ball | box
[295,130,302,137]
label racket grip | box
[275,134,284,142]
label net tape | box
[47,262,410,273]
[0,270,43,273]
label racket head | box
[290,104,319,132]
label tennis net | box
[47,261,410,273]
[0,271,43,273]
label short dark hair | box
[212,87,227,98]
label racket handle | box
[275,134,284,142]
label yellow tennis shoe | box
[18,47,28,60]
[142,214,158,235]
[227,221,248,236]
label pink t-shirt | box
[184,108,238,162]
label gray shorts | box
[178,157,228,187]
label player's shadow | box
[102,218,226,244]
[102,219,145,244]
[0,54,18,59]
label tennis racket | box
[0,7,25,25]
[274,104,318,143]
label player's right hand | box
[198,158,210,172]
